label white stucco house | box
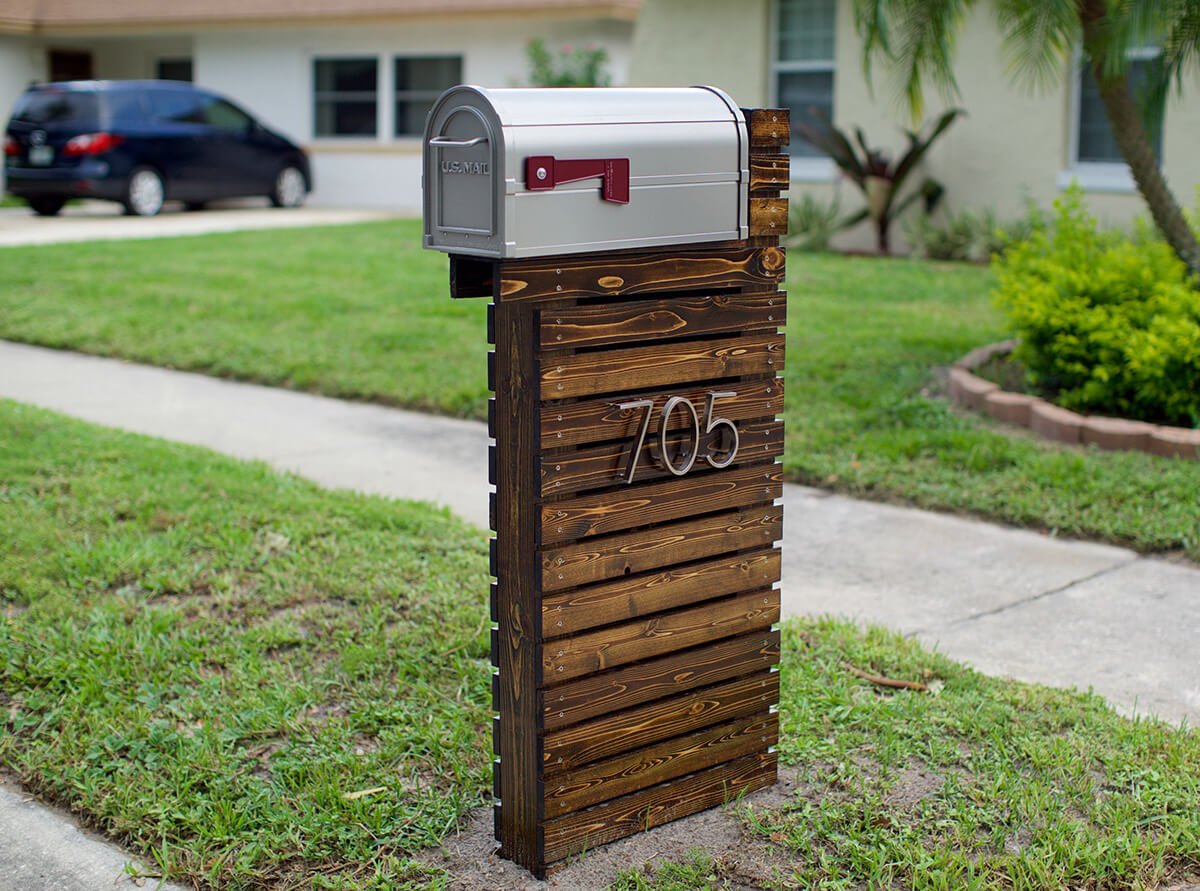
[0,0,638,209]
[3,0,1196,238]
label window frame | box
[770,0,837,183]
[393,55,463,139]
[1060,44,1162,194]
[312,55,381,140]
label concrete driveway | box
[0,199,399,247]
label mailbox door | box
[425,96,504,256]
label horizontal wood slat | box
[538,293,784,349]
[542,630,780,731]
[541,461,783,545]
[749,198,789,237]
[540,333,784,400]
[747,108,791,147]
[541,506,782,592]
[544,713,778,815]
[542,751,778,863]
[542,549,781,639]
[543,589,780,681]
[539,378,784,450]
[544,671,779,775]
[496,245,784,302]
[539,418,782,497]
[749,154,790,193]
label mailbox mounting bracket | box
[525,155,630,204]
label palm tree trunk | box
[1079,0,1200,279]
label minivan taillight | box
[63,132,125,157]
[3,136,17,157]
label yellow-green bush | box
[992,187,1200,428]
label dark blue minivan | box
[4,80,311,216]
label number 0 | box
[659,396,700,476]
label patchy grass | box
[614,619,1200,890]
[0,400,491,889]
[0,224,1196,560]
[2,402,1198,889]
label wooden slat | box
[540,333,783,400]
[542,506,782,592]
[746,108,791,147]
[540,378,784,450]
[496,245,784,302]
[544,671,779,775]
[749,154,790,193]
[491,300,544,870]
[542,752,778,863]
[542,549,781,639]
[538,293,784,350]
[539,418,782,497]
[543,630,781,731]
[544,714,778,815]
[541,461,783,545]
[749,198,789,238]
[543,589,779,681]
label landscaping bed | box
[0,220,1197,562]
[2,402,1199,889]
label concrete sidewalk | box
[0,200,398,247]
[0,339,1197,886]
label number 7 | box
[616,399,655,483]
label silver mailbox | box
[422,86,749,259]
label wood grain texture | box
[746,108,791,147]
[749,198,789,237]
[541,506,783,592]
[491,300,544,870]
[542,549,781,639]
[541,461,784,545]
[539,378,784,450]
[544,589,779,681]
[540,334,784,400]
[544,671,779,775]
[496,245,784,302]
[542,630,781,731]
[544,714,778,815]
[538,418,782,497]
[542,751,778,862]
[538,293,784,350]
[749,154,790,193]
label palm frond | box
[992,0,1079,90]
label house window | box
[395,56,461,137]
[1076,56,1163,163]
[774,0,836,159]
[314,58,378,137]
[156,58,193,83]
[1063,49,1163,192]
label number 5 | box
[703,391,739,469]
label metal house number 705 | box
[617,391,739,483]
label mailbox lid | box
[424,86,749,258]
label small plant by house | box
[793,108,961,254]
[526,38,611,87]
[993,186,1200,428]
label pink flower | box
[561,44,574,54]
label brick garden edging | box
[947,340,1200,460]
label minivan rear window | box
[10,89,101,128]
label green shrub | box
[526,38,610,87]
[906,204,1046,262]
[787,192,844,252]
[992,187,1200,427]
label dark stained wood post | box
[457,108,789,877]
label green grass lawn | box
[0,220,1196,560]
[2,402,1197,890]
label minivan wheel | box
[28,196,67,217]
[124,167,165,216]
[270,166,306,208]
